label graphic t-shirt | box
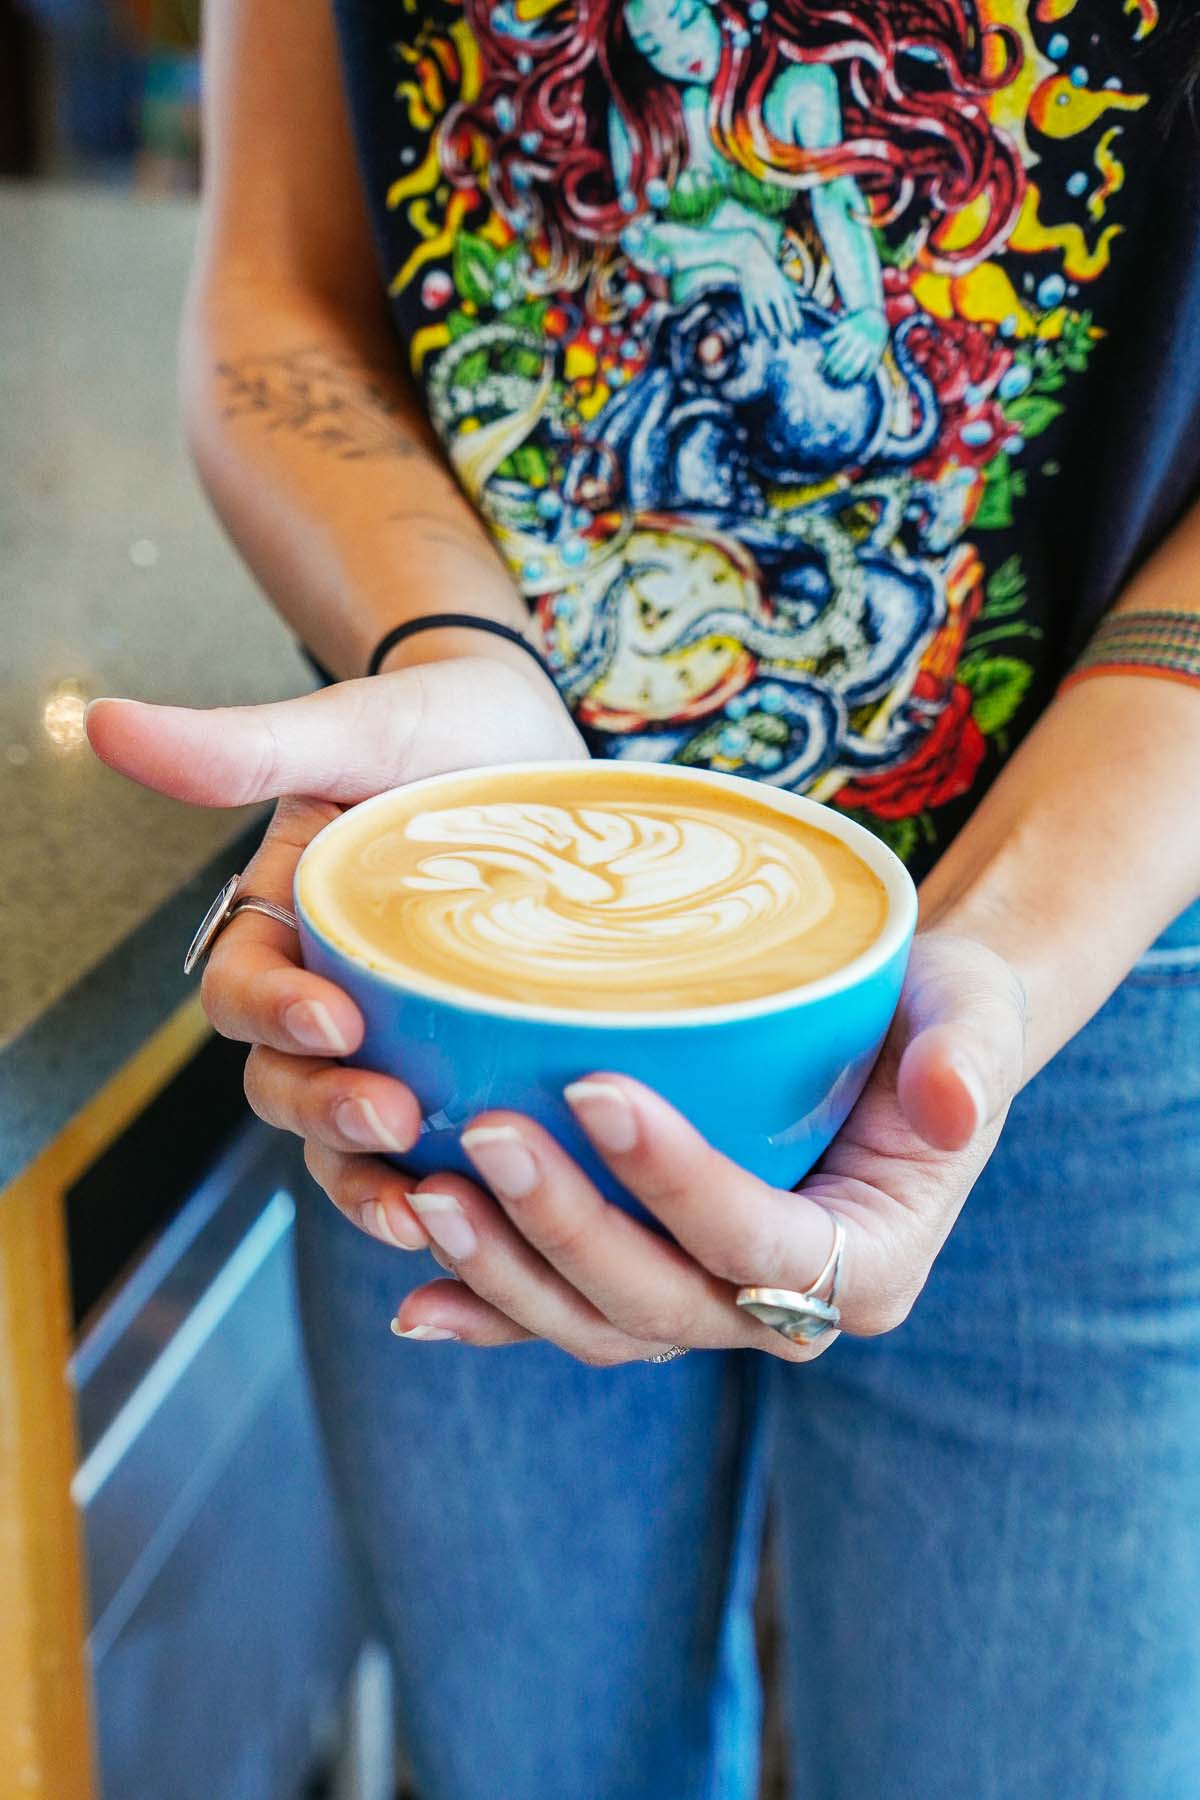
[329,0,1200,884]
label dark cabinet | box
[70,1058,381,1799]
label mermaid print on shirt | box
[380,0,1156,867]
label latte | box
[296,767,889,1013]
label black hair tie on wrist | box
[367,612,559,684]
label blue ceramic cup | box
[294,762,918,1224]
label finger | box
[85,679,424,807]
[390,1281,538,1348]
[893,933,1029,1150]
[563,1076,905,1339]
[844,344,870,382]
[459,1116,816,1360]
[86,657,583,811]
[397,1172,655,1367]
[822,342,852,386]
[200,796,366,1055]
[244,1043,421,1156]
[302,1137,430,1251]
[746,294,769,336]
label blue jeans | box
[293,897,1200,1800]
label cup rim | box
[293,760,918,1029]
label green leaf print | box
[1010,316,1095,403]
[1061,309,1096,359]
[500,345,549,380]
[510,444,551,486]
[981,555,1026,618]
[453,232,498,308]
[1003,394,1065,438]
[453,349,490,390]
[958,655,1033,735]
[973,453,1027,531]
[502,298,549,334]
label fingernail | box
[390,1321,459,1341]
[460,1126,538,1199]
[285,999,351,1055]
[409,1190,478,1260]
[949,1056,989,1132]
[564,1081,638,1155]
[336,1096,409,1152]
[366,1198,427,1251]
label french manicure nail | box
[949,1056,989,1133]
[409,1191,479,1260]
[564,1081,638,1154]
[367,1199,427,1251]
[285,999,351,1055]
[336,1096,408,1152]
[460,1126,538,1199]
[390,1321,459,1341]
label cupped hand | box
[86,655,586,1250]
[388,930,1030,1362]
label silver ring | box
[184,872,299,975]
[646,1344,689,1364]
[735,1214,846,1345]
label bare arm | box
[184,0,535,685]
[768,63,883,319]
[919,497,1200,1084]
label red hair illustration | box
[445,0,1024,281]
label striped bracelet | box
[1057,608,1200,696]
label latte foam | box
[297,769,888,1013]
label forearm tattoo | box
[217,345,421,460]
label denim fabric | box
[292,895,1200,1800]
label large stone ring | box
[184,872,299,975]
[735,1214,846,1345]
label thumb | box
[84,682,425,806]
[893,932,1029,1153]
[85,661,579,807]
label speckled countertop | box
[0,186,315,1188]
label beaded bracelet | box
[1057,608,1200,697]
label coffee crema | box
[297,769,889,1013]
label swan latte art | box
[297,769,888,1014]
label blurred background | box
[0,8,382,1800]
[2,0,200,189]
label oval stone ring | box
[735,1213,846,1344]
[184,872,299,975]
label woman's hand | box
[388,930,1030,1362]
[820,306,889,386]
[86,655,586,1250]
[741,240,805,340]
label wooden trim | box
[0,995,212,1800]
